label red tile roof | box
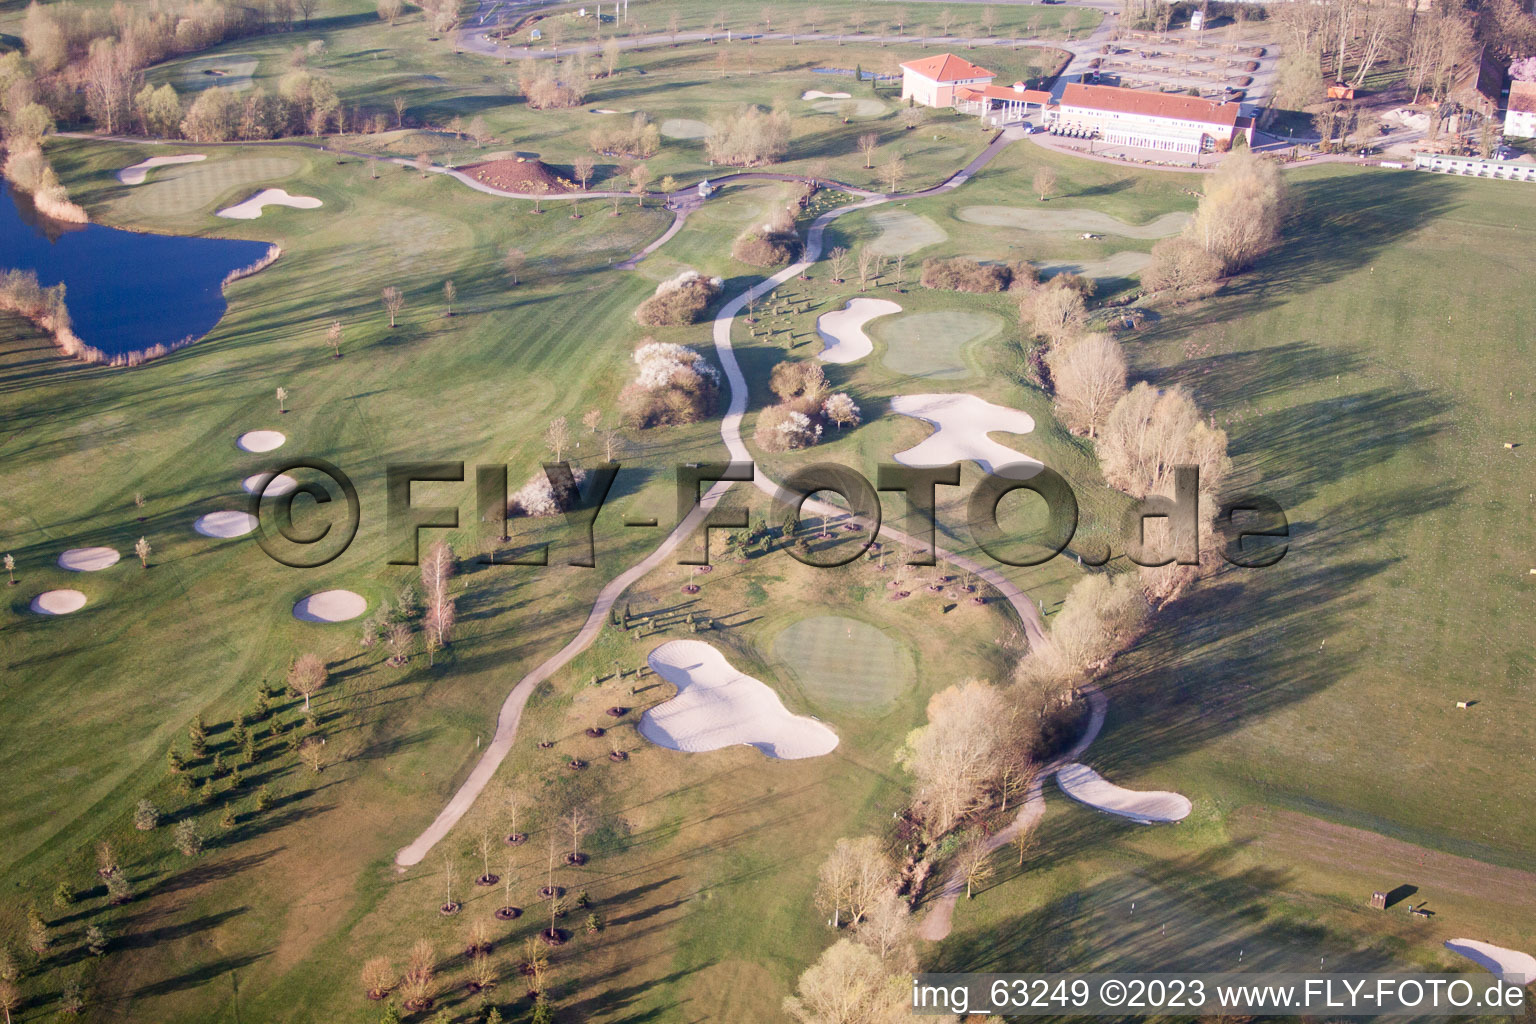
[900,53,997,83]
[1510,81,1536,115]
[957,84,1053,104]
[1059,83,1240,127]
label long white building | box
[1047,83,1252,155]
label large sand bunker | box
[867,208,948,256]
[958,206,1192,238]
[57,547,120,572]
[880,310,1001,380]
[639,640,839,759]
[1038,251,1153,281]
[1056,763,1191,824]
[31,590,87,615]
[293,589,367,623]
[195,511,259,538]
[1444,940,1536,985]
[117,154,207,185]
[890,393,1042,479]
[801,90,851,100]
[236,430,286,453]
[660,118,711,140]
[242,472,298,496]
[817,298,901,364]
[217,188,323,220]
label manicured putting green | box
[126,156,304,218]
[878,310,1001,379]
[660,118,711,140]
[772,616,913,709]
[1037,250,1153,281]
[867,208,948,256]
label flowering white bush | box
[774,410,822,450]
[1512,56,1536,82]
[632,341,720,391]
[821,392,861,429]
[510,465,588,517]
[653,269,725,297]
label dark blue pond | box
[1,184,274,358]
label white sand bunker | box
[293,589,367,623]
[1038,251,1153,281]
[236,430,286,453]
[31,590,87,615]
[660,118,711,140]
[1445,940,1536,985]
[890,393,1042,479]
[195,511,259,538]
[958,206,1192,238]
[242,472,299,496]
[813,98,885,118]
[867,208,948,256]
[1056,763,1191,824]
[216,188,323,220]
[57,547,120,572]
[817,298,901,364]
[802,90,852,100]
[639,640,839,759]
[117,154,207,185]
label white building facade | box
[1506,81,1536,139]
[1047,83,1248,155]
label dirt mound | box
[463,158,578,194]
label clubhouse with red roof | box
[900,53,1255,155]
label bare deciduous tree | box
[1046,333,1127,439]
[881,153,906,194]
[856,247,877,291]
[601,428,627,462]
[1032,166,1058,202]
[957,833,995,899]
[573,155,595,190]
[857,132,880,168]
[897,680,1010,835]
[503,247,526,286]
[783,939,911,1023]
[288,653,328,712]
[326,319,343,356]
[827,245,851,283]
[134,536,151,568]
[362,955,394,999]
[582,409,603,434]
[544,416,572,462]
[382,286,404,327]
[1021,284,1087,347]
[815,836,895,928]
[562,805,594,861]
[441,280,456,317]
[1186,150,1288,273]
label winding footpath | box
[395,128,1108,881]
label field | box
[3,0,1536,1019]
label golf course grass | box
[771,614,915,710]
[2,0,1535,1017]
[878,309,1003,379]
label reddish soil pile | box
[463,158,577,194]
